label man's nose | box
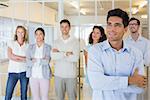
[110,25,116,32]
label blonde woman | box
[26,27,51,100]
[5,26,29,100]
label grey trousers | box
[55,76,77,100]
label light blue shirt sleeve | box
[87,46,128,90]
[144,41,150,66]
[87,43,144,94]
[116,48,144,94]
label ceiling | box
[45,0,148,16]
[0,0,148,16]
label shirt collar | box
[102,40,130,52]
[36,43,44,49]
[128,34,142,41]
[60,35,72,43]
[15,41,26,47]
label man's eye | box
[114,23,122,27]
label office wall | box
[0,2,57,25]
[67,15,148,39]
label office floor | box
[0,62,91,100]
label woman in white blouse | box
[5,26,29,100]
[26,27,51,100]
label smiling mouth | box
[93,36,97,38]
[109,32,115,35]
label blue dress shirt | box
[125,35,150,66]
[87,40,144,100]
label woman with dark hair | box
[89,26,107,44]
[26,27,51,100]
[84,26,107,66]
[5,25,29,100]
[83,25,107,100]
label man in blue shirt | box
[125,17,150,100]
[125,17,150,67]
[87,8,147,100]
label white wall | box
[0,2,57,25]
[67,15,149,39]
[67,16,107,25]
[68,15,147,25]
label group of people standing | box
[5,19,79,100]
[4,8,150,100]
[5,26,51,100]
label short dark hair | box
[107,8,129,28]
[60,19,71,27]
[35,27,45,36]
[129,17,140,25]
[89,26,107,44]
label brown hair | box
[14,25,28,43]
[89,26,107,44]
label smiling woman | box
[26,27,52,100]
[5,25,29,100]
